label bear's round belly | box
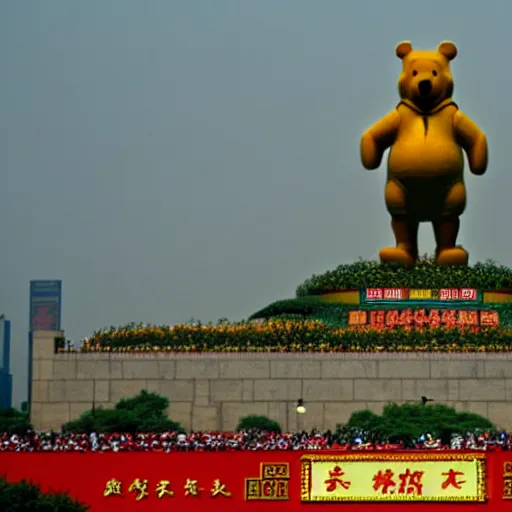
[388,137,463,179]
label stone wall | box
[30,331,512,431]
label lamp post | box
[296,399,306,432]
[296,399,306,414]
[286,399,307,432]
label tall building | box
[0,315,12,409]
[27,281,62,416]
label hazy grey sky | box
[2,0,511,407]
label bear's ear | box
[437,41,458,61]
[395,41,413,59]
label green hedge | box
[249,298,349,324]
[296,257,512,296]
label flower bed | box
[67,321,512,353]
[66,258,512,354]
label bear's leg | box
[379,216,418,268]
[433,217,468,266]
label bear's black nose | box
[418,80,432,97]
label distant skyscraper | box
[29,280,62,332]
[0,315,12,409]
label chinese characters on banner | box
[300,454,486,502]
[365,288,478,302]
[503,461,512,499]
[245,463,290,501]
[103,477,232,501]
[348,309,499,328]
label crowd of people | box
[1,429,511,452]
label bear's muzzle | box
[418,79,433,97]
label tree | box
[236,415,282,433]
[0,477,88,511]
[0,408,32,435]
[346,402,495,446]
[62,391,183,434]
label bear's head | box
[395,41,457,110]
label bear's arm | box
[360,110,400,170]
[453,111,488,176]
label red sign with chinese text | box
[348,309,499,328]
[0,451,510,511]
[365,289,478,302]
[366,288,408,300]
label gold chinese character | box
[211,479,231,497]
[184,478,200,496]
[103,478,122,497]
[245,479,261,500]
[275,480,289,499]
[504,478,512,499]
[155,480,174,499]
[128,478,149,501]
[263,463,289,479]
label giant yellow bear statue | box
[360,41,488,268]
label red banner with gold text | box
[1,451,512,511]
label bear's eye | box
[432,70,438,77]
[412,70,418,76]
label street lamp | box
[296,399,306,414]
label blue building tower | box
[0,315,12,409]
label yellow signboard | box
[300,453,486,502]
[409,289,437,300]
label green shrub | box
[249,298,351,324]
[0,477,88,511]
[236,415,282,433]
[0,408,32,435]
[250,298,323,319]
[344,402,495,447]
[62,391,183,433]
[296,257,512,296]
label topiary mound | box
[71,257,512,353]
[248,256,512,324]
[249,298,349,324]
[249,298,512,326]
[296,257,512,296]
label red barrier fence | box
[1,451,512,511]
